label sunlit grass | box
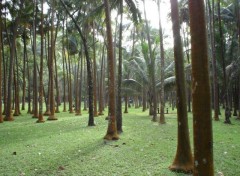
[0,105,239,175]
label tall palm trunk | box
[169,0,193,173]
[75,53,81,116]
[104,0,119,140]
[92,23,98,117]
[98,45,105,115]
[0,7,3,123]
[37,0,45,123]
[48,0,57,120]
[13,49,20,116]
[189,0,214,175]
[116,0,123,133]
[62,17,67,112]
[21,30,27,111]
[157,0,165,124]
[32,0,39,119]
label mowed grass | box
[0,106,240,176]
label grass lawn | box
[0,106,239,176]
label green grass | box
[0,106,239,176]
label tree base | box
[55,110,60,113]
[47,116,58,121]
[36,119,45,123]
[32,115,39,119]
[44,111,51,116]
[4,115,14,121]
[224,120,231,124]
[124,111,128,113]
[159,121,166,124]
[75,113,82,116]
[88,123,96,127]
[169,164,193,174]
[13,113,20,116]
[0,117,3,123]
[104,133,119,140]
[98,112,104,116]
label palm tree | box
[189,0,214,175]
[37,0,45,123]
[116,0,123,133]
[157,0,166,124]
[104,0,119,140]
[0,3,3,123]
[47,0,57,121]
[169,0,193,173]
[32,0,39,119]
[142,0,157,122]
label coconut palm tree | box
[0,3,3,123]
[104,0,119,140]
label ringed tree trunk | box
[47,0,57,121]
[238,76,240,119]
[158,0,165,124]
[0,7,3,123]
[116,0,123,133]
[92,22,98,117]
[13,50,20,116]
[104,0,119,140]
[189,0,214,175]
[169,0,193,173]
[98,45,105,116]
[37,0,45,123]
[21,30,27,111]
[32,0,39,119]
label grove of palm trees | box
[0,0,240,175]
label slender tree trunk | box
[37,0,45,123]
[21,30,27,111]
[62,18,67,112]
[169,0,193,173]
[238,77,240,119]
[98,45,105,115]
[189,0,214,175]
[104,0,119,140]
[92,22,98,117]
[158,0,166,124]
[48,0,57,121]
[75,53,81,116]
[13,49,20,116]
[32,0,39,119]
[0,7,3,123]
[116,0,123,133]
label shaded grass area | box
[0,107,239,176]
